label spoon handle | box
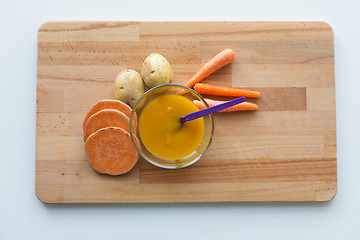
[181,96,246,125]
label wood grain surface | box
[36,21,336,203]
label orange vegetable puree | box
[139,94,205,160]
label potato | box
[141,53,173,89]
[113,69,145,108]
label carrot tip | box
[226,48,235,57]
[177,89,187,95]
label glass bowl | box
[129,84,214,169]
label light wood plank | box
[36,136,86,161]
[37,89,66,114]
[232,64,334,88]
[59,182,325,203]
[36,112,72,136]
[213,111,335,136]
[37,65,126,82]
[324,134,337,159]
[206,135,324,160]
[202,40,333,64]
[307,87,336,111]
[140,21,333,42]
[316,181,337,201]
[37,41,201,66]
[35,184,64,203]
[36,160,139,185]
[38,21,140,42]
[36,83,113,113]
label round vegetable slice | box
[85,127,139,175]
[83,99,137,131]
[83,109,135,141]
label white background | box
[1,0,359,239]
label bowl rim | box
[129,83,214,169]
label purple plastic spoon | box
[180,96,246,126]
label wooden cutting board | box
[36,21,336,203]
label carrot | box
[194,98,258,112]
[83,99,137,132]
[179,49,235,94]
[85,127,139,175]
[83,109,135,141]
[194,83,260,98]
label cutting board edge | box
[35,20,337,203]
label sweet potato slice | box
[83,109,135,141]
[85,127,139,175]
[83,99,137,131]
